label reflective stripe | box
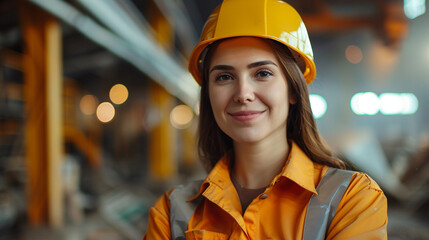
[169,168,354,240]
[169,180,203,240]
[303,168,354,240]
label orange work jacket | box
[143,142,388,239]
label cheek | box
[261,84,290,122]
[208,86,226,118]
[263,83,289,107]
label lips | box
[228,110,265,122]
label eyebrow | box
[210,65,234,73]
[210,60,278,73]
[247,60,278,69]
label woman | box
[143,0,388,239]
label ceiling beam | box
[153,0,199,55]
[26,0,199,108]
[303,13,374,33]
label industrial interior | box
[0,0,428,239]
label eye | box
[214,73,234,82]
[255,69,273,79]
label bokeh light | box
[351,92,380,115]
[401,93,419,114]
[379,93,403,115]
[109,84,129,105]
[404,0,426,19]
[80,94,98,115]
[96,102,115,123]
[379,93,419,115]
[309,94,327,119]
[351,92,418,115]
[170,105,194,129]
[345,45,363,64]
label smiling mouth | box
[228,110,265,122]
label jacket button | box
[259,193,268,199]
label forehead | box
[210,37,277,65]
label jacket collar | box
[188,141,318,201]
[280,141,318,195]
[187,154,231,202]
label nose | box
[233,79,255,103]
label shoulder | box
[319,168,387,213]
[348,171,384,195]
[326,172,387,239]
[336,170,387,220]
[150,188,175,218]
[172,180,205,195]
[326,171,388,239]
[153,180,205,214]
[143,188,175,239]
[319,166,384,195]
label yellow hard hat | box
[188,0,316,85]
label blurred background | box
[0,0,428,239]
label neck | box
[232,132,290,189]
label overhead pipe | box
[74,0,199,106]
[27,0,199,108]
[153,0,199,55]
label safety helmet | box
[188,0,316,85]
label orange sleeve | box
[142,189,173,240]
[326,172,388,240]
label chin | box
[229,131,266,144]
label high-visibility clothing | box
[143,142,388,239]
[169,167,355,240]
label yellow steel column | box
[148,2,177,180]
[182,125,198,167]
[149,83,177,180]
[19,1,64,227]
[45,15,64,228]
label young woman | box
[143,0,388,239]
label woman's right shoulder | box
[143,188,176,239]
[151,180,204,216]
[150,188,175,218]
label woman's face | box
[208,37,293,144]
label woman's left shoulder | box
[347,171,385,194]
[327,170,388,239]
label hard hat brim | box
[188,35,316,86]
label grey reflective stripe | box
[303,167,354,240]
[169,180,203,240]
[169,168,354,240]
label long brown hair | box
[197,38,345,171]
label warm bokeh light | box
[345,45,363,64]
[96,102,115,123]
[109,84,129,105]
[170,104,194,129]
[367,41,399,83]
[80,94,98,115]
[309,94,327,119]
